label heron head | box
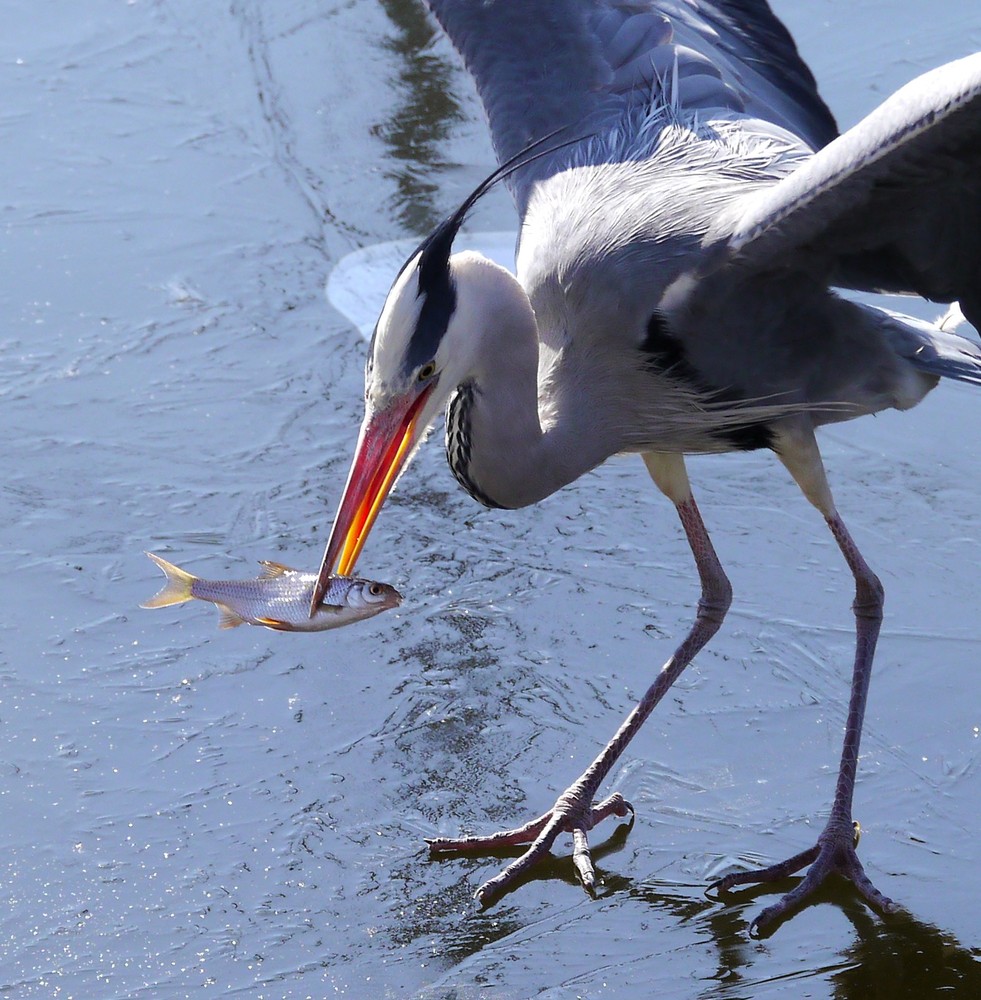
[310,211,467,600]
[310,128,584,610]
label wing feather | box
[423,1,837,206]
[721,54,981,325]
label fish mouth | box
[310,383,433,613]
[379,587,403,612]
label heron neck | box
[445,258,617,509]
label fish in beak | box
[309,382,434,613]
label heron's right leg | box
[710,427,899,934]
[427,453,733,905]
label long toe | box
[709,844,820,894]
[426,810,554,854]
[571,828,596,892]
[591,792,634,825]
[428,788,635,906]
[712,821,899,936]
[427,794,634,856]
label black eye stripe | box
[405,236,457,373]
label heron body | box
[312,1,981,934]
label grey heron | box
[310,1,981,934]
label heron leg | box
[428,453,733,905]
[710,429,899,935]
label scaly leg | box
[428,454,733,906]
[711,429,901,934]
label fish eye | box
[417,361,437,382]
[367,582,384,597]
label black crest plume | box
[395,126,588,372]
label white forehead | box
[371,251,424,385]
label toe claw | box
[596,792,633,822]
[705,876,728,897]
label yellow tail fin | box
[141,552,196,608]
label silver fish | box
[141,552,401,632]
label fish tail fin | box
[141,552,196,608]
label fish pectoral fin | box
[217,604,248,629]
[258,560,300,579]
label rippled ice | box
[2,1,980,997]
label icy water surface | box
[3,1,980,996]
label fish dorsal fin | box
[217,603,247,629]
[258,560,299,579]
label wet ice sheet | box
[2,1,980,997]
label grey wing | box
[720,54,981,327]
[423,1,836,206]
[662,1,836,146]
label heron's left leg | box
[428,453,733,905]
[710,428,900,934]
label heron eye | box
[417,362,437,382]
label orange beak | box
[309,384,433,614]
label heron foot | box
[426,791,633,906]
[709,818,901,936]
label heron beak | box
[309,383,433,614]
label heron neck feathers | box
[442,253,618,509]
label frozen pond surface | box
[3,1,980,996]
